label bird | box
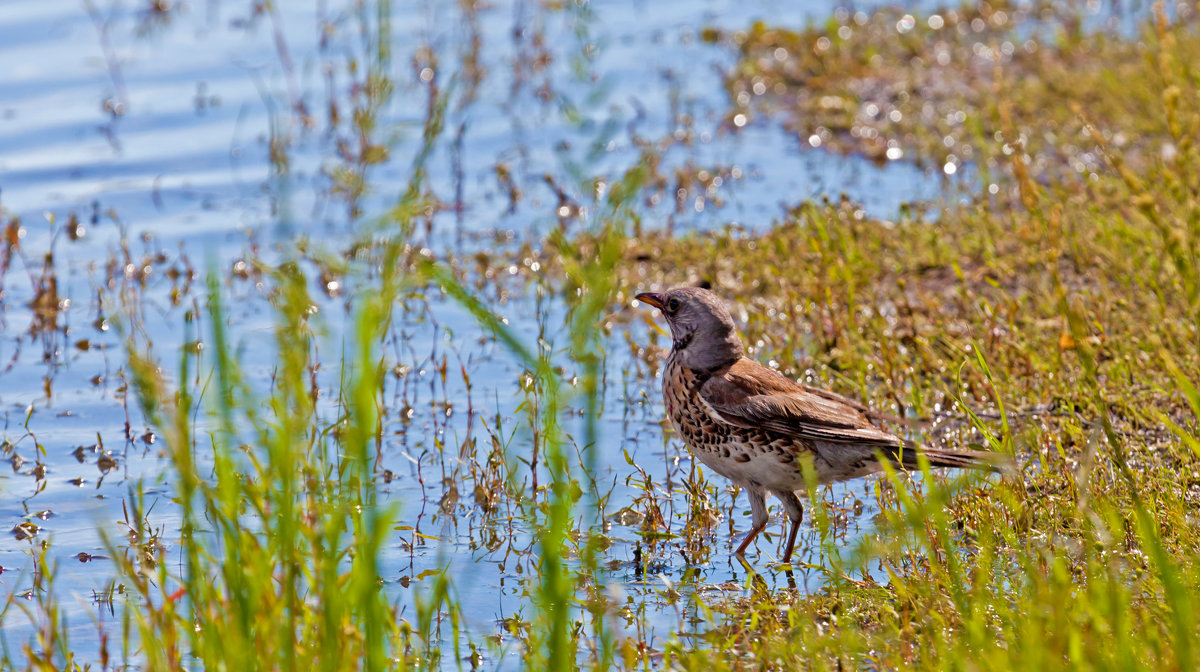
[635,286,1008,563]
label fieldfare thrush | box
[636,286,1007,563]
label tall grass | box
[105,2,1200,668]
[415,148,653,669]
[107,256,403,670]
[8,2,1200,670]
[59,0,644,666]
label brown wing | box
[800,384,923,428]
[699,358,904,447]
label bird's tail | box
[891,442,1016,474]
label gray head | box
[635,287,744,372]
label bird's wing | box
[699,359,904,447]
[798,384,915,426]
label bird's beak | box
[635,292,665,310]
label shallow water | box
[0,0,954,665]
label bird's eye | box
[665,297,681,312]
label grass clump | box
[713,1,1200,181]
[108,255,418,671]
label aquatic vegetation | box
[2,0,1200,670]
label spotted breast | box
[662,352,810,494]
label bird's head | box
[635,287,744,372]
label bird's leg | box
[774,491,805,563]
[734,489,769,556]
[783,521,801,563]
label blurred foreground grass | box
[5,2,1200,670]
